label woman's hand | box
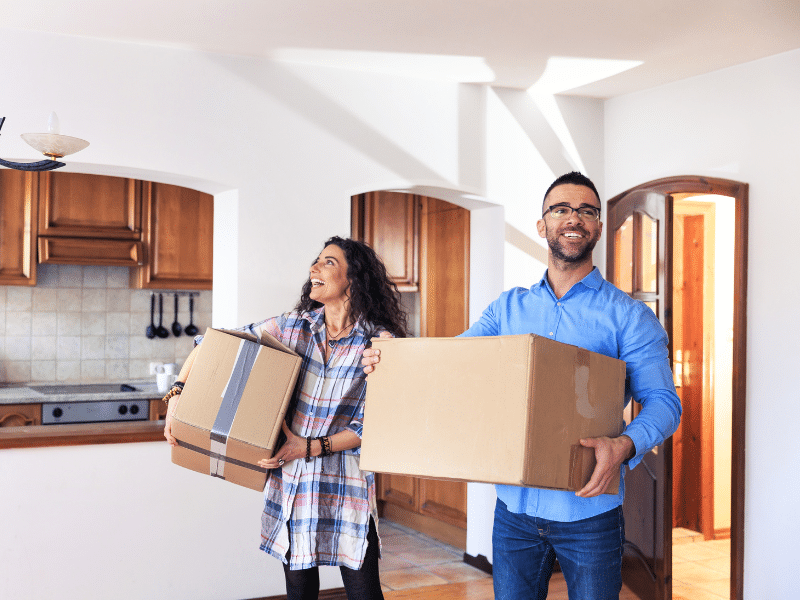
[164,407,178,446]
[362,331,392,374]
[259,421,306,469]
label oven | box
[31,384,151,425]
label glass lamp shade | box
[20,132,90,159]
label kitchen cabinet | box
[131,182,214,290]
[0,404,41,427]
[37,172,144,266]
[354,193,470,547]
[351,191,419,290]
[0,170,38,285]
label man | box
[363,172,681,599]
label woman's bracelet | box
[305,436,312,463]
[161,382,185,405]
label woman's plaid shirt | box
[231,309,382,570]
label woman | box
[164,236,407,600]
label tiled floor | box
[379,520,731,599]
[378,520,491,594]
[672,528,731,600]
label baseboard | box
[246,588,347,600]
[714,527,731,540]
[463,552,493,575]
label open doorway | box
[671,195,735,599]
[607,175,747,600]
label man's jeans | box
[492,499,624,600]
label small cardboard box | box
[171,328,302,491]
[360,334,626,493]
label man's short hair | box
[542,172,601,213]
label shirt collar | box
[304,306,368,338]
[534,266,604,298]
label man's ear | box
[536,218,546,238]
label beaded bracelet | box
[161,383,184,405]
[305,436,312,463]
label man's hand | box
[362,331,392,374]
[575,434,635,498]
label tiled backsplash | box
[0,264,212,383]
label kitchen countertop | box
[0,380,163,405]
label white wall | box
[605,47,800,598]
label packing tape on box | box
[209,340,261,479]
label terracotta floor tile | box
[381,566,449,590]
[673,561,729,585]
[379,552,417,572]
[399,544,464,566]
[699,556,731,574]
[673,540,728,561]
[426,561,491,583]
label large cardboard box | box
[171,328,302,491]
[360,334,626,493]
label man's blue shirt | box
[461,267,681,522]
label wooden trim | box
[0,421,166,449]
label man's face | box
[536,184,603,264]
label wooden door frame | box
[610,175,747,600]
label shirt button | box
[549,332,554,336]
[557,302,561,307]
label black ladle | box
[155,293,170,338]
[145,293,156,339]
[171,293,182,337]
[184,296,199,337]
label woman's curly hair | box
[295,236,408,338]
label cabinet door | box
[0,404,41,427]
[131,182,214,290]
[39,172,142,239]
[0,170,38,285]
[352,192,419,290]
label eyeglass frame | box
[541,203,601,221]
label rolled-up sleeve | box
[620,306,682,470]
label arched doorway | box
[607,176,747,600]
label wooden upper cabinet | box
[39,172,142,239]
[37,172,144,266]
[131,181,214,290]
[0,170,38,285]
[352,191,419,290]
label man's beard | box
[546,225,599,264]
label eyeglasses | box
[542,204,601,221]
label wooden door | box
[607,189,673,600]
[0,170,38,285]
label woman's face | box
[309,244,350,308]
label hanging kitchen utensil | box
[145,293,156,339]
[155,293,170,338]
[184,295,199,337]
[171,293,182,337]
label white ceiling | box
[5,0,800,97]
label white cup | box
[157,372,177,394]
[163,363,177,375]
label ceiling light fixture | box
[0,112,90,171]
